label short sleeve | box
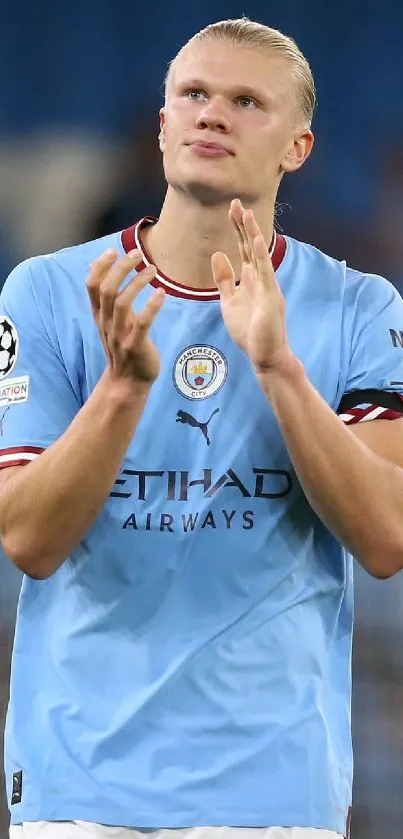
[0,259,81,468]
[338,272,403,424]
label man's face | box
[160,40,313,206]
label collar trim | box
[121,217,286,301]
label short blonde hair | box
[165,17,317,126]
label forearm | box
[0,370,151,578]
[258,356,403,577]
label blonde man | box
[2,17,403,839]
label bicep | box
[349,418,403,468]
[0,466,21,484]
[0,466,23,504]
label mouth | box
[187,141,234,158]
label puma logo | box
[0,406,10,436]
[176,408,219,446]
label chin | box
[169,174,243,207]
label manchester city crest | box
[173,345,228,399]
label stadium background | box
[0,0,403,835]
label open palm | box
[211,200,290,374]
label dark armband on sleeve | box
[337,389,403,424]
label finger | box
[130,288,166,336]
[87,249,119,312]
[230,198,251,261]
[254,233,279,294]
[243,208,261,240]
[99,249,144,322]
[112,265,157,335]
[240,261,256,296]
[232,215,249,264]
[230,198,245,227]
[243,210,261,271]
[228,198,247,262]
[211,251,236,300]
[229,200,250,263]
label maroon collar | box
[121,216,286,301]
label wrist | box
[254,351,305,398]
[99,369,152,406]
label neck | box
[142,187,275,290]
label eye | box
[237,96,258,109]
[187,89,207,102]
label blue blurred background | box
[1,0,403,836]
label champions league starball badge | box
[173,345,228,400]
[0,316,19,379]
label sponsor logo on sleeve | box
[389,328,403,348]
[0,375,29,406]
[0,316,19,378]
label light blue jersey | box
[2,218,403,835]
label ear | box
[159,108,166,152]
[281,129,314,174]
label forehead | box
[171,40,294,101]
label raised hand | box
[87,249,165,384]
[211,199,293,375]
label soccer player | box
[1,16,403,839]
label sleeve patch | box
[0,316,19,380]
[0,375,29,406]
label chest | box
[57,281,346,586]
[59,284,345,459]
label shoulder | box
[285,235,401,312]
[284,236,347,284]
[2,231,122,302]
[343,264,400,315]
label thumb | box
[211,252,236,299]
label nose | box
[195,98,230,133]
